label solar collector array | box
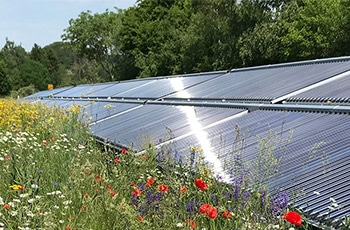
[25,56,350,228]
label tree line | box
[1,0,349,97]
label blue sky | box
[0,0,136,51]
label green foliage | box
[10,84,37,99]
[120,0,193,77]
[62,9,128,81]
[10,58,50,91]
[0,59,11,96]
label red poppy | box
[131,182,135,187]
[283,211,302,226]
[222,210,233,219]
[158,184,169,193]
[94,174,104,186]
[147,178,155,185]
[94,174,101,182]
[5,155,11,160]
[180,186,187,194]
[121,148,127,154]
[199,204,218,219]
[50,136,55,141]
[194,179,208,191]
[137,215,143,221]
[185,219,196,229]
[106,185,116,196]
[132,188,142,197]
[109,190,117,197]
[83,193,89,198]
[43,141,48,145]
[114,158,120,163]
[65,225,72,230]
[3,204,10,209]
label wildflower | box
[63,200,72,205]
[158,184,169,193]
[186,199,197,214]
[43,141,48,145]
[81,205,86,212]
[132,188,142,197]
[83,193,89,198]
[114,158,120,163]
[65,225,72,230]
[31,184,39,189]
[184,219,196,229]
[180,186,187,194]
[3,204,10,209]
[19,193,29,198]
[50,136,55,141]
[9,184,24,190]
[199,204,218,219]
[6,155,11,160]
[121,148,127,154]
[222,210,233,219]
[283,211,302,226]
[194,179,207,191]
[38,170,43,174]
[107,186,117,197]
[53,183,59,187]
[141,155,147,159]
[271,191,289,216]
[131,182,135,187]
[137,215,143,221]
[147,178,155,186]
[176,222,184,227]
[10,210,18,216]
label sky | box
[0,0,137,51]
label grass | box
[0,99,312,229]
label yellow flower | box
[9,184,24,190]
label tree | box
[1,39,28,93]
[0,59,10,95]
[62,9,126,81]
[12,59,51,91]
[30,43,60,86]
[120,0,193,77]
[278,0,345,60]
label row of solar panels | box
[25,56,350,228]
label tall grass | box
[0,99,309,229]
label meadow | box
[0,99,307,229]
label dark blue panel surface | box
[54,83,116,97]
[169,61,350,100]
[84,101,141,122]
[286,74,350,100]
[26,86,73,98]
[90,104,244,150]
[113,72,224,98]
[88,79,156,97]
